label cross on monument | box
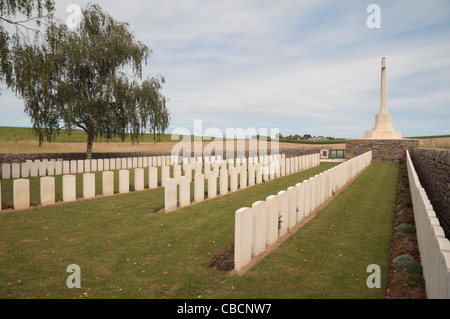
[364,57,402,139]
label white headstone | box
[277,190,288,236]
[164,178,177,213]
[265,195,278,246]
[102,171,114,196]
[13,178,30,210]
[252,200,267,257]
[83,173,96,199]
[63,175,76,202]
[194,173,204,203]
[207,172,217,199]
[149,167,158,189]
[234,207,253,271]
[11,163,21,178]
[220,169,228,196]
[179,176,190,207]
[134,168,144,191]
[40,176,55,206]
[1,163,11,179]
[119,170,129,193]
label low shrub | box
[405,262,424,287]
[392,254,414,270]
[209,244,234,271]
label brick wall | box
[410,148,450,239]
[345,139,419,163]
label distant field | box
[1,126,447,153]
[0,127,345,153]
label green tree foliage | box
[0,0,55,86]
[2,2,169,158]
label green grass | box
[0,126,181,143]
[0,162,398,299]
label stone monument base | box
[346,139,419,163]
[364,130,402,139]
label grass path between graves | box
[0,162,398,299]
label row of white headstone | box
[0,155,179,179]
[0,167,161,211]
[0,153,320,212]
[406,150,450,299]
[234,151,373,272]
[163,153,321,213]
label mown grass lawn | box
[0,162,398,299]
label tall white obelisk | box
[365,57,402,139]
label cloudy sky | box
[1,0,449,138]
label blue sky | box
[1,0,449,138]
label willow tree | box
[8,3,169,158]
[0,0,55,89]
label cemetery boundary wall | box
[406,150,450,299]
[345,139,419,163]
[409,148,450,240]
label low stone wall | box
[410,148,450,239]
[345,139,419,163]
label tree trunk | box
[86,132,94,159]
